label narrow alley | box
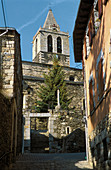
[10,153,94,170]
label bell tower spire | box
[32,10,70,67]
[43,9,60,31]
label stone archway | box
[24,113,51,153]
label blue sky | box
[0,0,82,68]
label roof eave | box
[73,0,94,62]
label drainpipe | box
[83,63,89,161]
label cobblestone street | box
[10,153,94,170]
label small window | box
[91,148,94,158]
[98,0,103,19]
[47,35,53,52]
[103,138,108,161]
[89,79,95,113]
[35,39,37,56]
[84,36,87,59]
[88,11,95,47]
[69,76,74,81]
[67,127,69,135]
[88,21,92,46]
[103,0,108,5]
[57,37,62,53]
[97,58,104,99]
[97,143,101,159]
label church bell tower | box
[32,9,70,66]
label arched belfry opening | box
[57,37,62,53]
[32,9,70,66]
[47,35,53,52]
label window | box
[98,0,103,18]
[67,127,69,134]
[88,10,95,47]
[89,74,95,113]
[88,21,92,46]
[103,138,108,161]
[96,49,105,100]
[84,36,87,59]
[103,0,108,5]
[35,38,37,56]
[66,127,70,135]
[47,35,52,52]
[89,80,94,112]
[69,76,74,81]
[97,143,101,159]
[91,148,94,158]
[98,58,104,97]
[57,37,62,53]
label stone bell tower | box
[32,9,70,66]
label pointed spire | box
[43,9,60,31]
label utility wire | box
[1,0,7,28]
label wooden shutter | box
[98,58,104,97]
[84,36,87,59]
[92,10,95,37]
[89,80,93,112]
[98,0,103,18]
[88,21,92,46]
[103,0,108,5]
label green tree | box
[36,57,71,112]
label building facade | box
[0,28,23,169]
[73,0,111,169]
[23,9,84,153]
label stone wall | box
[14,31,23,154]
[22,61,84,152]
[22,61,83,113]
[89,112,111,170]
[49,110,85,153]
[0,28,23,168]
[33,51,70,67]
[0,93,12,168]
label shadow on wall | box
[24,128,85,154]
[88,15,111,169]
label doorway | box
[30,117,49,153]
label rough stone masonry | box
[22,9,85,153]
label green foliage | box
[36,56,71,112]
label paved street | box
[11,153,94,170]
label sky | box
[0,0,82,68]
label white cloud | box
[18,0,74,31]
[18,5,48,31]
